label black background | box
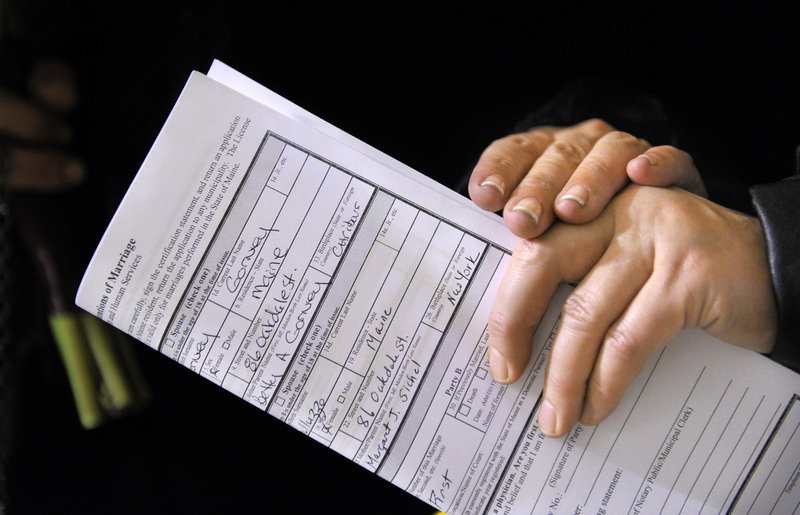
[2,2,799,513]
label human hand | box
[0,60,84,191]
[468,119,707,239]
[487,185,777,437]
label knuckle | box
[513,238,555,268]
[579,154,612,180]
[547,367,584,398]
[522,127,555,144]
[561,288,601,331]
[481,147,518,172]
[508,133,536,150]
[658,144,680,156]
[602,130,643,150]
[603,131,642,147]
[651,146,704,194]
[603,325,642,362]
[650,145,677,166]
[546,139,586,165]
[583,381,620,426]
[558,130,594,152]
[523,170,561,197]
[654,145,690,167]
[517,131,554,158]
[487,308,512,340]
[582,118,614,134]
[496,131,551,157]
[528,131,555,152]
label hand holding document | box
[77,61,800,513]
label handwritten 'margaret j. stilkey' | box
[77,61,800,514]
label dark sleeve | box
[750,170,800,371]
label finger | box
[627,145,707,197]
[487,212,614,386]
[554,131,650,224]
[28,60,78,113]
[469,128,556,212]
[539,238,651,437]
[504,119,613,239]
[579,272,683,427]
[487,240,562,385]
[4,147,85,191]
[0,90,72,144]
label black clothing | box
[751,167,800,371]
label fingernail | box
[558,184,589,208]
[511,198,541,226]
[637,153,655,166]
[489,346,510,383]
[480,175,505,196]
[539,399,558,437]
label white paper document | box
[77,62,800,514]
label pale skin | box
[468,119,707,238]
[469,120,778,438]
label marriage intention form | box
[77,61,800,514]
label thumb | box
[627,145,707,197]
